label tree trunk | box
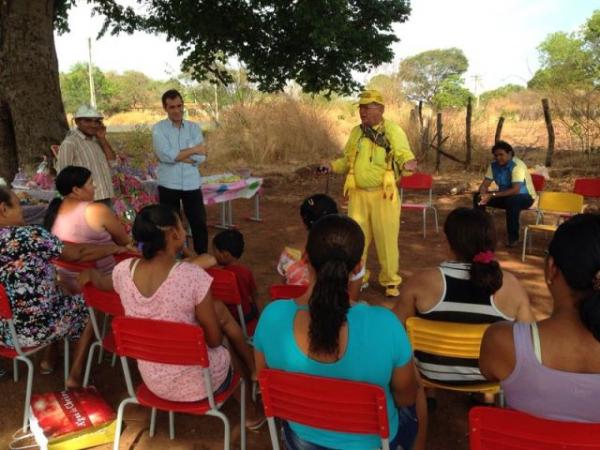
[494,116,505,143]
[542,98,555,167]
[465,96,472,168]
[0,0,68,184]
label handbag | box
[10,387,116,450]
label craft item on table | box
[12,167,28,188]
[31,156,55,190]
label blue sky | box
[55,0,598,94]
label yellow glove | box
[343,171,356,197]
[382,169,396,200]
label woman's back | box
[254,300,412,449]
[502,322,600,423]
[52,201,113,246]
[112,258,230,402]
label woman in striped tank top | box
[394,207,533,386]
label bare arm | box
[254,349,267,373]
[478,178,492,195]
[194,291,224,348]
[390,360,418,407]
[479,321,516,382]
[96,125,116,161]
[61,242,124,262]
[80,268,114,291]
[85,203,130,246]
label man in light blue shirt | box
[152,89,209,253]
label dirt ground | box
[0,170,553,450]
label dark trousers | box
[158,186,208,254]
[473,192,534,243]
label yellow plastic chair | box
[405,317,501,398]
[521,192,584,261]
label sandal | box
[246,416,267,431]
[39,362,55,375]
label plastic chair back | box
[574,178,600,198]
[538,192,584,215]
[82,283,125,317]
[269,284,308,300]
[112,316,209,367]
[469,406,600,450]
[530,173,546,192]
[259,368,390,438]
[0,284,13,320]
[400,173,433,190]
[205,267,242,306]
[406,317,489,359]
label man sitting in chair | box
[474,140,537,248]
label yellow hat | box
[358,89,384,106]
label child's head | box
[212,229,245,265]
[300,194,338,230]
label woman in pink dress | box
[44,166,130,293]
[86,204,265,427]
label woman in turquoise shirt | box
[254,214,419,450]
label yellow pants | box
[348,187,402,287]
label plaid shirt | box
[57,129,115,200]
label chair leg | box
[168,411,175,440]
[422,208,427,238]
[149,408,157,437]
[83,342,100,388]
[98,315,109,364]
[13,359,18,382]
[206,410,232,450]
[240,379,246,450]
[521,227,529,262]
[63,338,69,390]
[433,207,439,233]
[381,437,390,450]
[113,398,138,450]
[111,353,117,367]
[267,417,280,450]
[19,357,34,432]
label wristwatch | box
[492,192,496,197]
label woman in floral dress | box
[0,186,123,386]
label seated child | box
[212,229,259,325]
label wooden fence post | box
[465,96,472,168]
[542,98,555,167]
[435,112,443,172]
[494,116,505,143]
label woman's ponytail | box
[308,256,351,356]
[43,197,63,231]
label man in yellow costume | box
[322,90,416,297]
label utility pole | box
[87,37,97,108]
[471,74,481,108]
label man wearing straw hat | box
[57,105,116,206]
[321,89,416,297]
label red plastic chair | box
[469,406,600,449]
[530,173,546,192]
[0,284,69,431]
[269,284,308,300]
[258,368,391,450]
[111,317,246,450]
[399,173,439,238]
[206,267,256,341]
[81,283,125,387]
[574,178,600,198]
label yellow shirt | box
[331,120,415,189]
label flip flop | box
[246,416,267,431]
[39,363,55,375]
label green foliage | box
[59,63,116,114]
[529,10,600,91]
[480,84,525,104]
[398,48,469,104]
[432,74,473,109]
[81,0,410,95]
